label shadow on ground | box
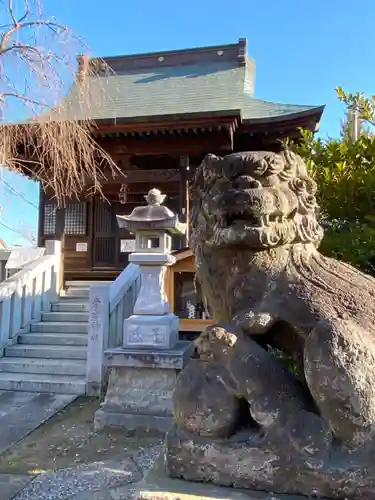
[0,397,162,476]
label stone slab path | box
[0,391,77,457]
[0,473,33,500]
[0,391,76,499]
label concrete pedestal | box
[136,455,304,500]
[123,313,179,350]
[94,341,194,433]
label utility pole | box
[350,109,362,143]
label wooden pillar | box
[55,206,65,239]
[88,195,95,270]
[37,186,44,247]
[179,156,190,248]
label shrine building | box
[37,38,324,282]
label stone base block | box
[95,342,194,433]
[137,455,307,500]
[123,313,179,350]
[164,424,375,499]
[94,410,172,434]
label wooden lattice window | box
[64,202,87,235]
[43,202,57,235]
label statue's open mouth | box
[211,186,294,232]
[226,214,260,227]
[224,213,285,229]
[207,212,276,248]
[205,199,300,249]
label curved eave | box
[241,105,325,129]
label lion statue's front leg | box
[172,324,314,438]
[167,323,335,493]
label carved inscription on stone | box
[90,296,102,343]
[127,325,168,346]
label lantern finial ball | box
[145,188,166,206]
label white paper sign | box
[76,242,88,252]
[120,239,136,253]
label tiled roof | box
[59,61,246,121]
[47,39,324,124]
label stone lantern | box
[94,189,193,434]
[116,188,186,350]
[95,189,194,433]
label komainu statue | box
[164,150,375,499]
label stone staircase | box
[0,281,108,394]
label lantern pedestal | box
[94,341,194,433]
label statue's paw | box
[232,310,274,335]
[173,359,239,438]
[195,324,238,359]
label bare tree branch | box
[0,0,119,206]
[0,91,48,107]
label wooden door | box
[92,200,117,268]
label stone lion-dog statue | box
[164,150,375,499]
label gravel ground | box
[132,443,163,474]
[66,484,138,500]
[13,443,164,500]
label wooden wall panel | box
[63,235,91,274]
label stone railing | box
[86,263,141,396]
[0,240,62,354]
[108,264,141,349]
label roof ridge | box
[85,59,242,79]
[97,41,240,61]
[85,38,248,74]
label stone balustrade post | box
[86,284,110,396]
[45,239,62,305]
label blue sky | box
[1,0,374,245]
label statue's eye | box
[234,176,261,190]
[203,167,215,181]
